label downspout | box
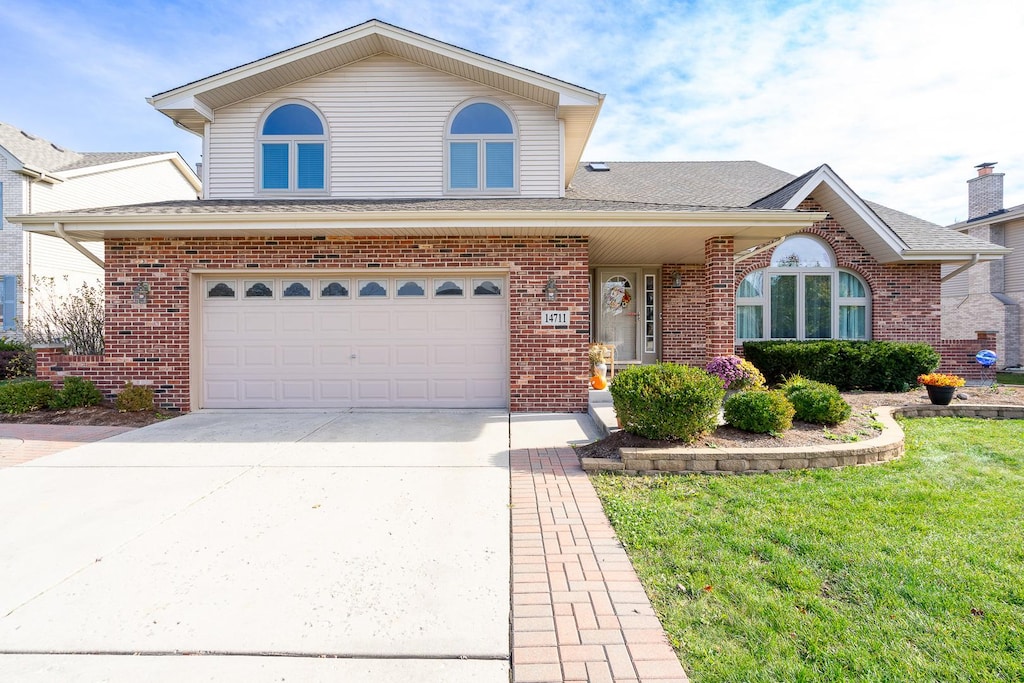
[734,236,786,264]
[940,254,980,283]
[54,222,105,269]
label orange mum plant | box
[917,373,965,388]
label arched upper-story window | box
[445,100,518,194]
[736,235,870,341]
[258,101,327,193]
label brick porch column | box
[705,236,735,359]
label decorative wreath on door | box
[603,281,632,315]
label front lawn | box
[592,417,1024,682]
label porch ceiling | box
[21,209,828,266]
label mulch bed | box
[0,402,176,428]
[577,385,1024,459]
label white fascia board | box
[899,249,1011,262]
[147,93,216,122]
[18,209,828,236]
[149,20,601,110]
[781,164,909,255]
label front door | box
[596,270,639,362]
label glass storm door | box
[597,271,639,362]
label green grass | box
[592,418,1024,682]
[996,372,1024,386]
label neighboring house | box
[0,121,201,332]
[12,19,1007,412]
[942,163,1022,369]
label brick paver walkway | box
[0,424,133,467]
[511,446,689,683]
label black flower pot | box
[925,385,956,406]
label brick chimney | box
[968,162,1004,219]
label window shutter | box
[262,143,289,189]
[297,143,325,189]
[2,275,17,331]
[450,142,478,189]
[485,142,514,189]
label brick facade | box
[36,235,591,413]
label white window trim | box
[444,98,519,196]
[256,99,330,196]
[737,268,871,341]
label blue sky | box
[2,0,1022,225]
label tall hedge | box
[742,340,940,391]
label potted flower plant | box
[917,372,965,405]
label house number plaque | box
[541,310,570,328]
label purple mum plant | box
[705,355,765,391]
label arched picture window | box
[736,235,870,341]
[259,102,327,193]
[446,100,517,193]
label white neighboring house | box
[0,121,201,333]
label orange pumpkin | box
[590,374,608,390]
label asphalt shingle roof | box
[0,122,169,174]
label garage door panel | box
[280,346,315,368]
[205,312,240,335]
[356,380,390,401]
[243,313,277,334]
[396,310,430,332]
[319,345,353,366]
[205,346,239,368]
[202,275,506,409]
[319,311,352,333]
[395,346,429,366]
[395,379,429,400]
[281,311,315,333]
[281,381,315,401]
[243,346,276,367]
[356,311,390,333]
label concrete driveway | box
[0,410,514,681]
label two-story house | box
[942,163,1023,369]
[14,20,1007,412]
[0,121,201,332]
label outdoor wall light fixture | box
[132,281,151,305]
[672,271,683,287]
[543,277,560,302]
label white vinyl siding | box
[1005,224,1024,292]
[30,160,199,213]
[941,264,969,297]
[205,54,562,199]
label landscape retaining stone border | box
[580,404,1023,475]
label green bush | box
[115,381,154,412]
[742,340,939,391]
[0,349,35,380]
[609,363,724,442]
[0,380,57,414]
[49,376,104,410]
[780,376,852,425]
[723,389,795,434]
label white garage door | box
[200,274,507,408]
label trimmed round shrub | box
[723,389,795,434]
[115,381,155,412]
[49,376,104,410]
[609,363,724,442]
[781,376,852,426]
[0,380,58,414]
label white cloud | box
[2,0,1022,223]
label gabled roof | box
[571,161,1009,263]
[948,202,1024,231]
[148,19,604,187]
[0,121,200,191]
